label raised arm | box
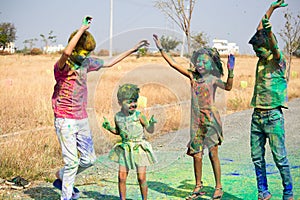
[57,16,92,69]
[257,0,287,31]
[262,15,281,60]
[153,34,191,80]
[259,0,288,60]
[216,54,235,91]
[103,40,149,68]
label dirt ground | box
[1,98,299,200]
[1,54,300,199]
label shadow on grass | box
[24,186,60,200]
[148,180,243,200]
[82,191,134,200]
[148,180,188,198]
[23,185,131,200]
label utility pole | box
[109,0,113,57]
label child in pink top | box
[52,15,149,200]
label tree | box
[154,0,196,56]
[40,30,57,53]
[191,31,209,51]
[278,10,300,82]
[0,23,16,50]
[23,38,38,50]
[160,35,181,52]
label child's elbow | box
[102,63,111,68]
[63,50,71,57]
[103,61,115,68]
[225,85,232,91]
[148,130,155,134]
[146,127,155,134]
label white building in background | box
[43,44,65,53]
[0,42,15,53]
[212,39,239,55]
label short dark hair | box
[248,29,268,47]
[249,29,278,48]
[117,84,140,102]
[190,47,223,77]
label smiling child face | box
[120,99,137,115]
[194,54,213,75]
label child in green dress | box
[102,83,157,200]
[153,34,235,200]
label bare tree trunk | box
[154,0,196,58]
[286,52,292,82]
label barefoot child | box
[153,34,235,200]
[52,15,149,200]
[102,83,157,200]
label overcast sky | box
[1,0,299,54]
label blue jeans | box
[250,108,293,199]
[55,118,96,200]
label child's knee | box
[138,179,147,187]
[209,146,219,159]
[137,175,146,183]
[118,175,127,183]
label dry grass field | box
[0,54,300,182]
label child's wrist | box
[270,1,278,9]
[272,44,279,49]
[149,122,155,126]
[228,70,234,78]
[102,123,111,131]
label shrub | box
[30,48,43,55]
[98,49,109,56]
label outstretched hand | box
[82,15,92,26]
[262,15,272,33]
[102,117,111,131]
[271,0,288,8]
[227,54,235,70]
[133,40,150,52]
[153,34,163,51]
[149,115,157,125]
